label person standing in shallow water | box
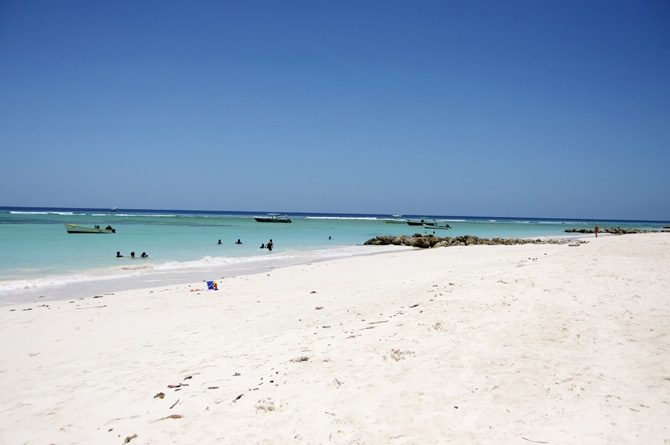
[595,225,599,238]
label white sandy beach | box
[1,233,669,444]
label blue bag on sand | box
[207,281,218,290]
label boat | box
[407,218,451,229]
[253,214,292,223]
[407,218,428,226]
[64,224,116,234]
[384,214,407,224]
[425,222,451,230]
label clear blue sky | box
[1,1,668,220]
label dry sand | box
[1,233,669,444]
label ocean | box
[1,206,667,305]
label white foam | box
[9,211,75,215]
[111,213,177,217]
[0,245,407,305]
[305,216,379,221]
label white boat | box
[425,222,451,230]
[64,224,116,234]
[253,213,292,223]
[421,219,451,229]
[407,218,428,226]
[384,214,407,224]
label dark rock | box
[366,225,667,249]
[564,227,659,235]
[365,234,580,249]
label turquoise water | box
[1,207,667,304]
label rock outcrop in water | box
[364,234,581,248]
[564,227,664,235]
[365,226,667,249]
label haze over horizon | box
[1,1,668,220]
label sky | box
[1,1,669,220]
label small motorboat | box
[407,218,451,229]
[426,222,451,230]
[253,213,292,223]
[407,218,428,226]
[64,224,116,234]
[384,214,407,224]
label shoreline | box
[0,233,598,306]
[0,244,409,306]
[1,233,669,443]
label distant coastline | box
[2,205,670,224]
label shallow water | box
[1,207,666,304]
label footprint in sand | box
[256,398,276,412]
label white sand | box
[1,233,669,444]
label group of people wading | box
[218,238,274,251]
[260,239,273,251]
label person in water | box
[116,251,123,258]
[130,252,135,258]
[217,239,222,245]
[141,252,148,258]
[267,239,273,251]
[235,239,242,244]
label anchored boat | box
[384,214,408,224]
[407,218,429,226]
[253,213,292,223]
[64,224,116,234]
[425,222,451,230]
[407,219,451,230]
